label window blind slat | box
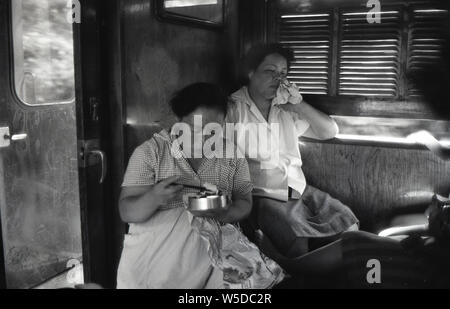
[280,13,331,95]
[338,9,402,97]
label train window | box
[11,0,75,106]
[278,4,449,99]
[277,1,450,145]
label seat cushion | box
[390,213,428,227]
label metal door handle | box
[5,133,28,141]
[1,127,27,148]
[88,150,107,184]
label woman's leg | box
[254,186,359,256]
[285,238,309,258]
[307,223,358,252]
[255,230,344,275]
[253,187,360,262]
[254,197,309,257]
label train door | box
[0,0,111,288]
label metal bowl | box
[187,194,228,216]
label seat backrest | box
[125,124,163,160]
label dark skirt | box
[252,185,359,256]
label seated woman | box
[116,83,285,289]
[227,44,359,261]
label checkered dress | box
[122,129,253,210]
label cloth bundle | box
[189,214,286,289]
[272,80,303,106]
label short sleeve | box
[122,142,157,187]
[291,112,311,137]
[226,99,240,124]
[232,158,253,197]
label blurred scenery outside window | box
[12,0,75,105]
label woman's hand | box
[196,194,252,224]
[273,80,303,106]
[278,102,301,113]
[282,80,303,105]
[119,176,184,224]
[152,176,184,207]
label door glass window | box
[2,0,83,289]
[11,0,75,105]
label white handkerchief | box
[272,81,303,106]
[272,86,290,106]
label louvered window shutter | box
[279,13,332,95]
[338,9,402,97]
[407,6,449,97]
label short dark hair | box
[244,43,295,75]
[169,83,228,119]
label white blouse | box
[227,87,311,201]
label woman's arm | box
[216,192,253,224]
[276,82,338,140]
[119,176,183,224]
[281,101,339,140]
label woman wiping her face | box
[227,44,359,263]
[116,83,284,289]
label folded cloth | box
[272,80,303,106]
[190,213,286,289]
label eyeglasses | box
[263,69,288,80]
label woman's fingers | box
[153,177,183,203]
[158,176,180,188]
[165,185,184,194]
[280,78,291,87]
[287,84,300,95]
[285,83,303,104]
